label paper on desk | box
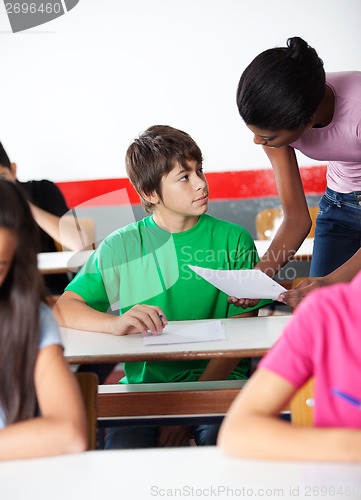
[144,320,225,346]
[189,265,287,300]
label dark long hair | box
[0,179,47,424]
[236,37,325,130]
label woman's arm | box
[0,345,87,460]
[230,146,311,308]
[256,146,311,278]
[218,368,361,462]
[55,291,167,336]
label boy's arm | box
[198,310,257,381]
[54,291,166,336]
[218,368,361,462]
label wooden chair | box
[74,372,99,450]
[256,206,318,240]
[288,279,318,426]
[290,378,315,427]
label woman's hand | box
[278,278,326,309]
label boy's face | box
[152,159,209,225]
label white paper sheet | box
[189,265,286,300]
[144,320,226,346]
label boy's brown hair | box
[125,125,203,213]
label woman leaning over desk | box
[233,36,361,308]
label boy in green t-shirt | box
[55,125,269,449]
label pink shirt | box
[260,272,361,428]
[290,72,361,193]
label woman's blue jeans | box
[310,187,361,277]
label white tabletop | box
[61,315,291,364]
[1,447,360,500]
[37,250,94,274]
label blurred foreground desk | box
[1,447,360,500]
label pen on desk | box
[158,313,168,330]
[331,389,361,409]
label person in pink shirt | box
[231,37,361,309]
[218,271,361,461]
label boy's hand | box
[158,426,191,447]
[228,296,260,308]
[111,304,167,336]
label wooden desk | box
[61,315,291,365]
[62,316,291,423]
[38,250,93,275]
[1,447,360,500]
[255,237,314,261]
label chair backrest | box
[256,206,319,240]
[74,372,99,450]
[290,377,314,427]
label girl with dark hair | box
[235,37,361,308]
[0,179,87,460]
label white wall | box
[0,0,360,182]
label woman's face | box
[247,124,308,148]
[0,228,16,287]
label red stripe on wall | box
[56,178,138,207]
[56,165,326,208]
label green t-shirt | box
[66,214,270,383]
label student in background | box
[55,125,270,449]
[0,142,87,295]
[0,179,87,460]
[218,271,361,461]
[233,36,361,309]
